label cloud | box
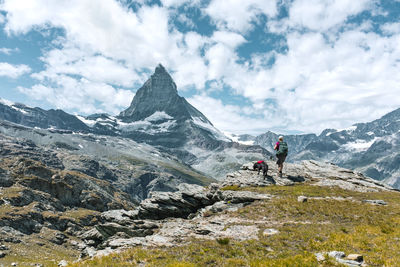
[286,0,375,32]
[160,0,197,8]
[187,94,266,135]
[204,0,278,33]
[223,29,400,133]
[0,47,18,55]
[33,47,141,87]
[381,22,400,35]
[18,75,134,114]
[0,62,31,78]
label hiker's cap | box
[278,136,284,141]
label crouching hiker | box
[274,136,288,177]
[253,160,268,178]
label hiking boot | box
[279,171,282,178]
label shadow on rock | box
[286,175,305,182]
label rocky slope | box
[251,108,400,189]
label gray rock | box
[337,258,363,267]
[328,251,346,259]
[106,237,147,249]
[298,196,308,202]
[363,199,387,205]
[263,228,279,236]
[81,228,104,245]
[219,190,271,203]
[58,260,68,267]
[51,232,67,245]
[315,252,326,262]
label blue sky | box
[1,0,400,135]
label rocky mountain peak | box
[117,64,210,125]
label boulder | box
[298,196,308,203]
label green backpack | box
[277,141,288,156]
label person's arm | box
[274,142,279,150]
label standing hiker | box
[274,136,288,177]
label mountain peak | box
[155,63,167,74]
[118,64,210,125]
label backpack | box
[277,141,288,156]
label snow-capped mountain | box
[0,65,271,180]
[116,64,230,146]
[253,108,400,189]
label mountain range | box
[0,64,270,185]
[1,64,399,189]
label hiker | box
[274,136,288,177]
[253,160,268,178]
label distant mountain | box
[0,99,89,132]
[253,108,400,189]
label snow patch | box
[238,140,255,145]
[223,132,254,145]
[0,98,14,106]
[145,111,173,122]
[366,131,374,136]
[328,126,357,136]
[192,117,230,142]
[118,112,176,134]
[344,138,378,152]
[11,106,28,114]
[76,115,97,127]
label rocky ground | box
[0,156,398,266]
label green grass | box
[72,184,400,267]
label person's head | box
[278,136,284,142]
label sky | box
[0,0,400,135]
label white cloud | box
[33,47,140,87]
[0,48,13,55]
[0,62,31,78]
[286,0,374,31]
[221,29,400,133]
[176,13,195,29]
[187,94,266,135]
[211,31,246,49]
[160,0,196,8]
[381,22,400,35]
[204,0,278,33]
[18,75,134,114]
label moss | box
[0,186,25,199]
[220,185,241,191]
[61,208,100,224]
